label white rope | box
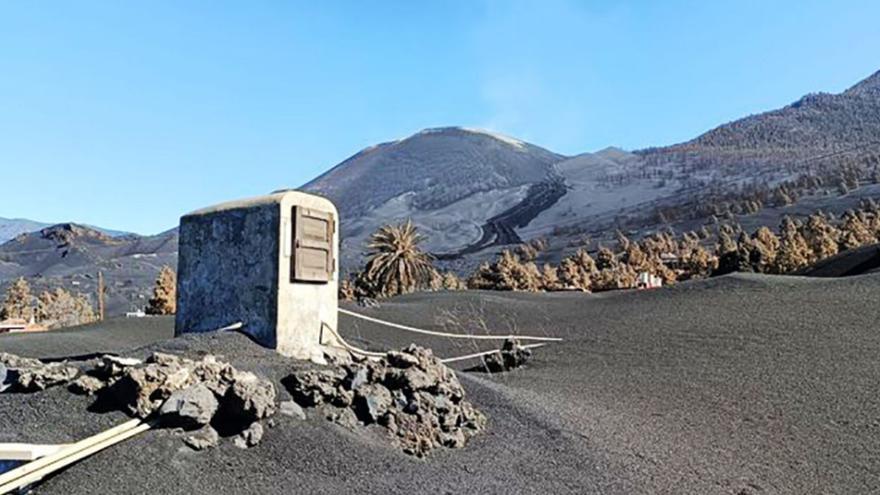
[321,322,385,359]
[338,308,563,342]
[439,343,547,364]
[323,321,553,364]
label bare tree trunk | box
[97,271,105,321]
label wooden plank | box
[0,419,150,493]
[0,444,67,461]
[291,206,334,283]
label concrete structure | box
[175,190,340,361]
[637,272,663,289]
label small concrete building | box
[175,190,340,361]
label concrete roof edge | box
[182,190,335,219]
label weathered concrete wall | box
[176,203,280,348]
[277,192,340,359]
[175,190,340,361]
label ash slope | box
[303,127,565,269]
[0,223,178,316]
[3,272,880,493]
[301,70,880,271]
[304,127,563,219]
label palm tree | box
[363,220,436,296]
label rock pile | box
[1,351,278,450]
[0,352,79,392]
[101,352,277,449]
[285,344,486,457]
[481,339,533,372]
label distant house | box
[125,309,147,318]
[0,318,47,334]
[637,272,663,289]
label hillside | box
[303,127,565,270]
[0,217,134,244]
[528,70,880,254]
[0,217,50,244]
[0,223,178,316]
[301,71,880,273]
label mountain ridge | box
[0,217,135,245]
[4,68,880,306]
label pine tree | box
[595,246,616,271]
[774,217,812,273]
[716,232,753,275]
[540,264,561,291]
[681,244,716,279]
[338,279,356,301]
[802,213,839,261]
[440,271,465,291]
[839,210,876,250]
[36,287,96,329]
[146,266,177,315]
[557,249,595,292]
[750,227,780,273]
[1,277,33,321]
[467,250,542,292]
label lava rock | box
[233,422,264,449]
[0,353,79,392]
[481,339,532,372]
[284,344,487,457]
[325,407,359,430]
[109,358,195,418]
[222,375,277,424]
[353,384,393,423]
[95,352,278,450]
[286,369,346,406]
[69,375,106,395]
[95,355,142,380]
[159,384,219,429]
[0,362,8,393]
[184,426,220,451]
[279,400,306,420]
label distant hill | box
[303,127,566,270]
[0,218,51,244]
[305,127,563,217]
[0,223,178,316]
[618,69,880,235]
[0,217,134,244]
[644,69,880,165]
[302,71,880,272]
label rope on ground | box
[338,308,563,342]
[439,343,547,364]
[321,322,385,359]
[323,322,553,364]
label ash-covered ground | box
[2,272,880,494]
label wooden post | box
[97,271,105,321]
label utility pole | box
[97,271,105,321]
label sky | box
[1,1,879,234]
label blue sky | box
[1,1,879,234]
